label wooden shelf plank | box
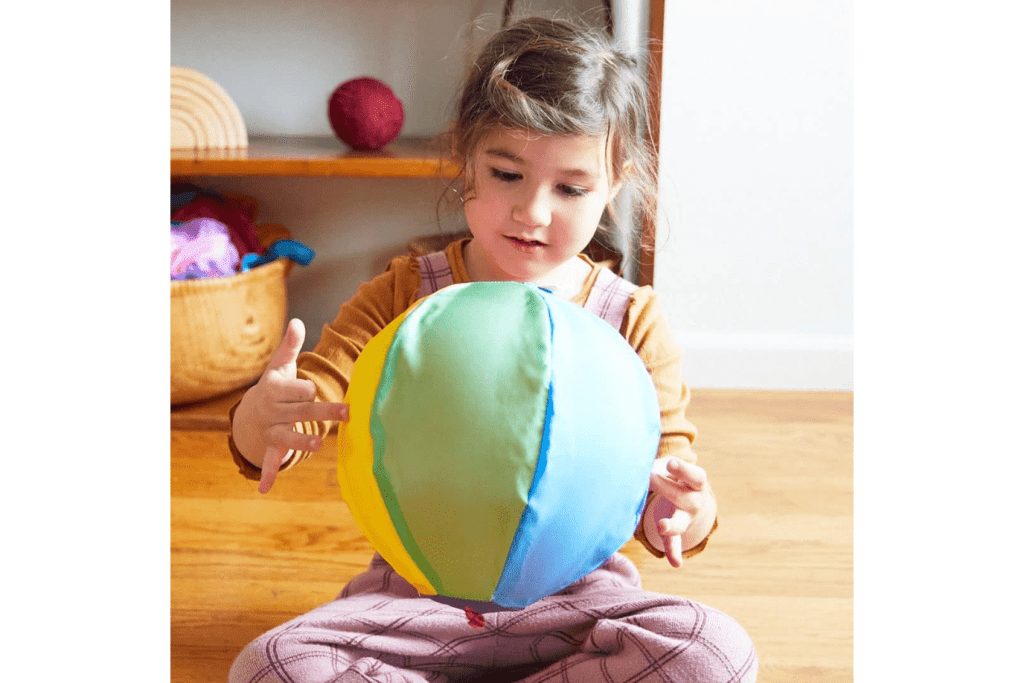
[171,135,458,178]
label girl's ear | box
[608,160,633,202]
[461,161,477,202]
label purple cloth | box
[172,194,264,258]
[228,553,758,683]
[171,217,240,280]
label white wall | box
[655,0,853,390]
[172,0,610,138]
[171,0,852,390]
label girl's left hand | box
[644,455,717,568]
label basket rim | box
[170,257,291,296]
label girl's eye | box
[489,168,588,198]
[490,168,521,182]
[558,184,589,198]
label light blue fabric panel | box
[492,290,661,608]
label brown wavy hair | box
[438,15,658,270]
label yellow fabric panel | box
[337,301,435,595]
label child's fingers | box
[264,376,318,404]
[266,424,323,454]
[265,319,306,374]
[651,473,706,516]
[258,430,326,494]
[661,515,688,568]
[649,466,677,500]
[663,534,684,568]
[657,509,695,538]
[657,508,694,568]
[280,401,349,425]
[643,495,692,568]
[666,458,707,490]
[650,463,693,500]
[259,445,286,494]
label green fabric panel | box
[373,283,551,601]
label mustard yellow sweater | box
[229,238,713,558]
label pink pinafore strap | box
[416,250,456,300]
[415,252,637,331]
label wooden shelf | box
[171,135,458,178]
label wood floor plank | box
[171,389,853,682]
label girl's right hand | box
[231,318,349,494]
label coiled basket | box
[170,223,292,406]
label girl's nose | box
[511,188,551,228]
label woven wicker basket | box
[171,222,293,406]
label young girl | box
[227,16,757,683]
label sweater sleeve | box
[226,253,423,479]
[623,287,717,560]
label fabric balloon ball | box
[338,282,661,612]
[328,77,405,150]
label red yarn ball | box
[328,77,405,151]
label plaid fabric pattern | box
[583,267,638,333]
[229,554,757,683]
[417,252,455,299]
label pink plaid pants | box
[229,553,757,683]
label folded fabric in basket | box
[171,184,264,258]
[171,217,240,280]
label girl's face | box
[462,128,619,284]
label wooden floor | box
[171,389,853,682]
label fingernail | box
[340,404,350,420]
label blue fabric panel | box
[492,290,661,608]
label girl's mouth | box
[506,235,546,251]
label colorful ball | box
[338,282,661,611]
[328,77,404,150]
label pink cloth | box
[229,553,757,683]
[170,217,240,280]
